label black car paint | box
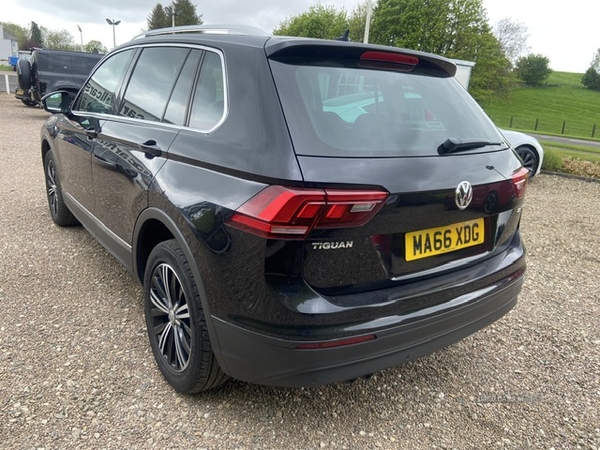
[41,34,526,388]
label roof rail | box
[133,24,270,40]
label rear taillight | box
[228,186,389,239]
[511,167,529,199]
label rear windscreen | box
[270,59,505,157]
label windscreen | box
[270,59,505,157]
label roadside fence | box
[491,114,600,139]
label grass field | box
[481,72,600,141]
[540,140,600,163]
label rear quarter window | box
[188,51,226,131]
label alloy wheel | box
[149,263,192,372]
[516,146,538,175]
[46,159,58,217]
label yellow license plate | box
[405,218,485,261]
[16,89,24,95]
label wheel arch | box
[516,143,538,155]
[133,207,209,296]
[132,207,229,373]
[133,208,179,284]
[515,144,540,174]
[48,83,80,93]
[41,138,52,168]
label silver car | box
[501,129,545,177]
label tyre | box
[516,145,539,177]
[17,59,32,91]
[144,240,228,393]
[21,98,37,107]
[43,151,79,226]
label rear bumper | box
[211,268,524,387]
[14,88,35,102]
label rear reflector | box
[511,167,529,199]
[228,186,389,239]
[295,334,376,350]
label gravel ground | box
[0,94,599,450]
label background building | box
[1,25,19,65]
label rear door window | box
[119,47,190,122]
[163,49,202,126]
[270,60,504,157]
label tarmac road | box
[530,132,600,149]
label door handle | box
[140,140,162,158]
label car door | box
[53,49,135,218]
[90,46,201,261]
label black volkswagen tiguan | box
[40,25,528,393]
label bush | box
[516,54,552,86]
[541,149,563,171]
[581,67,600,91]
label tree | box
[30,21,43,47]
[273,4,348,40]
[582,49,600,91]
[0,22,28,49]
[516,54,552,86]
[582,67,600,91]
[347,1,369,42]
[147,0,202,29]
[371,0,452,52]
[493,18,529,66]
[44,29,76,51]
[84,40,108,54]
[148,3,170,30]
[170,0,203,27]
[467,31,514,102]
[369,0,514,102]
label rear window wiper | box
[438,138,503,155]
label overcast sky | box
[2,0,597,73]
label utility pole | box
[363,0,373,44]
[77,25,83,51]
[105,19,121,48]
[164,6,176,27]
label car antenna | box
[335,29,350,41]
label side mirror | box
[41,91,72,115]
